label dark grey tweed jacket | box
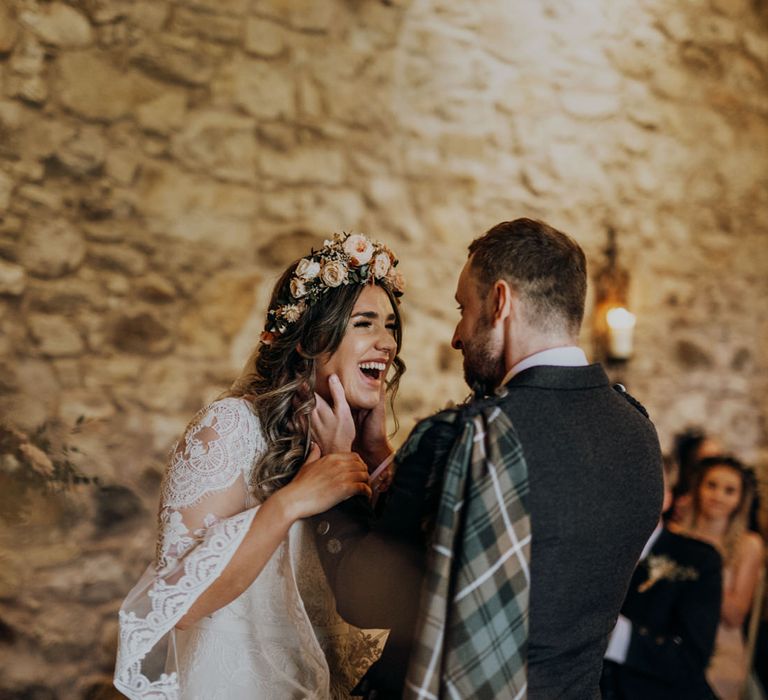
[501,364,662,699]
[314,363,663,700]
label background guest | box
[602,455,722,699]
[677,456,765,700]
[669,428,722,525]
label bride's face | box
[315,285,398,411]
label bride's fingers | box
[313,392,332,420]
[328,374,351,417]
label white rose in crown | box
[321,260,349,287]
[295,258,320,281]
[290,277,307,298]
[343,234,374,266]
[373,252,391,278]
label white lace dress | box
[114,397,386,700]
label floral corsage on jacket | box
[637,554,700,593]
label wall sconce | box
[593,226,635,363]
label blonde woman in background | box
[678,456,765,700]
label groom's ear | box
[491,279,514,323]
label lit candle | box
[606,307,636,359]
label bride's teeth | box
[359,361,386,371]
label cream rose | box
[343,234,374,266]
[372,252,391,278]
[321,260,348,287]
[290,277,307,298]
[295,257,320,281]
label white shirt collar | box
[498,346,589,388]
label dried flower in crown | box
[260,232,404,343]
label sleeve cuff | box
[604,614,632,664]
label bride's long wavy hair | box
[229,261,405,502]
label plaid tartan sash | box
[404,402,531,700]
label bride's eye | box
[353,321,372,328]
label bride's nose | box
[376,329,397,355]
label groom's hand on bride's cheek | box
[311,374,355,454]
[354,384,392,470]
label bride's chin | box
[348,395,378,412]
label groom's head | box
[452,218,587,395]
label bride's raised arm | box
[115,397,369,698]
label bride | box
[114,232,406,699]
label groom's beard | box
[462,314,505,397]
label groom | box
[315,219,663,699]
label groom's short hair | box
[468,218,587,335]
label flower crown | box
[260,232,404,344]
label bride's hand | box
[279,443,371,520]
[311,374,355,453]
[353,383,393,471]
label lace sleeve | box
[115,398,266,700]
[156,398,262,571]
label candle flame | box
[606,307,636,330]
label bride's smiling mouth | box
[358,360,387,383]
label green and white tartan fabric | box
[403,401,531,700]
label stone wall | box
[0,0,766,696]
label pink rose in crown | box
[343,234,374,266]
[373,252,391,278]
[386,269,405,294]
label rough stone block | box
[0,171,12,211]
[19,3,93,48]
[56,50,164,121]
[0,5,18,54]
[136,274,177,303]
[112,310,173,355]
[259,147,345,185]
[0,259,26,296]
[7,74,48,104]
[105,148,140,185]
[136,91,187,135]
[130,35,216,86]
[216,57,295,120]
[171,110,258,184]
[55,126,107,176]
[88,244,147,276]
[28,314,85,357]
[19,220,86,279]
[172,6,244,44]
[251,0,335,31]
[136,162,259,248]
[244,17,286,57]
[560,90,620,119]
[186,0,249,14]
